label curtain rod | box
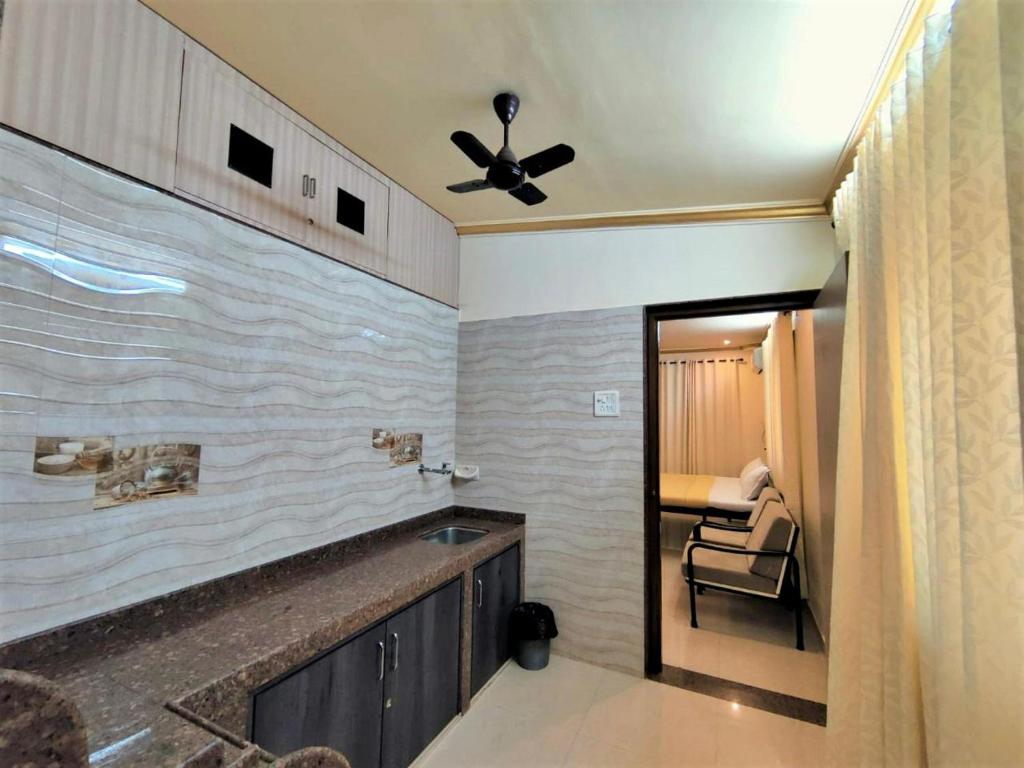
[659,343,760,354]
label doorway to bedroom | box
[643,276,846,717]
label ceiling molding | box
[823,0,937,208]
[456,203,828,236]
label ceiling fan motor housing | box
[487,146,524,190]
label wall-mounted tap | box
[418,462,453,476]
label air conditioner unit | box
[752,346,764,374]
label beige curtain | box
[828,1,1023,765]
[659,353,763,476]
[762,313,804,514]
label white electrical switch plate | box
[594,390,620,417]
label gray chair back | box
[745,499,797,584]
[747,486,784,529]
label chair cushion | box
[747,486,784,529]
[745,499,795,581]
[739,458,771,499]
[681,542,778,595]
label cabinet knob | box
[307,218,314,225]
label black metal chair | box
[681,499,804,650]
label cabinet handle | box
[377,640,385,681]
[310,176,316,199]
[476,578,484,608]
[302,174,310,197]
[391,632,399,671]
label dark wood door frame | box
[643,290,820,675]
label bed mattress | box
[660,473,757,513]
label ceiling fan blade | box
[519,143,575,178]
[508,183,547,206]
[450,131,495,168]
[446,179,493,193]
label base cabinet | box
[382,580,462,768]
[251,579,462,768]
[471,545,521,696]
[251,623,386,766]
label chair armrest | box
[686,540,790,561]
[692,521,753,541]
[684,541,793,584]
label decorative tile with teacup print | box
[93,443,202,510]
[33,436,113,477]
[389,433,423,467]
[372,428,396,451]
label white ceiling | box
[144,0,910,226]
[659,312,776,351]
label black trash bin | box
[509,602,558,670]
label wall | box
[0,128,457,643]
[458,217,837,321]
[794,310,826,641]
[808,256,848,644]
[454,307,644,675]
[455,218,836,675]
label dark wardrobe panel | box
[471,544,520,696]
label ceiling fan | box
[446,92,575,206]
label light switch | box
[593,390,620,417]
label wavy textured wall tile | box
[455,308,645,675]
[0,129,457,643]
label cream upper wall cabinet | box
[0,0,184,190]
[176,41,311,241]
[387,185,459,307]
[306,138,389,276]
[176,41,389,275]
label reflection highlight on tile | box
[416,655,826,768]
[0,129,457,643]
[1,236,187,295]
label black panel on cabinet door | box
[336,187,366,234]
[227,124,274,188]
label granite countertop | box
[2,510,523,767]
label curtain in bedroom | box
[828,0,1023,765]
[659,352,764,476]
[762,312,804,514]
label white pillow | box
[740,457,764,479]
[740,458,771,500]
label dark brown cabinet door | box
[471,545,521,696]
[251,623,386,767]
[381,579,462,768]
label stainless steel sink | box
[419,525,488,545]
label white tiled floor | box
[661,546,828,703]
[416,655,826,768]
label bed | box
[660,472,759,520]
